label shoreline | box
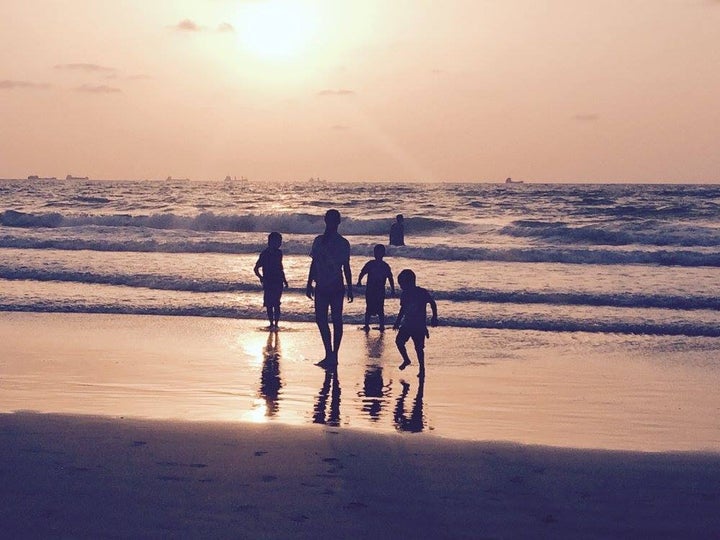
[2,311,720,452]
[2,411,720,538]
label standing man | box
[389,214,405,246]
[306,209,353,367]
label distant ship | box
[166,176,190,181]
[505,177,523,184]
[224,176,248,182]
[66,175,89,180]
[27,175,57,180]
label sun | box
[235,0,319,60]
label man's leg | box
[314,292,333,360]
[329,289,345,359]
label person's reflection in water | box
[393,375,425,433]
[312,366,341,426]
[259,330,282,417]
[359,333,390,422]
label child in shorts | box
[393,269,438,377]
[254,232,289,329]
[357,244,395,332]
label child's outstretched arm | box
[280,254,289,288]
[393,305,405,330]
[429,296,438,326]
[357,263,368,287]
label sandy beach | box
[2,311,720,537]
[2,412,720,538]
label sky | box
[1,0,719,183]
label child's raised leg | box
[412,334,426,377]
[396,329,412,370]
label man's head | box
[397,268,416,289]
[396,214,404,223]
[373,244,386,259]
[324,209,341,229]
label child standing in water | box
[254,232,289,329]
[393,269,438,377]
[357,244,395,332]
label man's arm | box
[253,256,263,283]
[387,266,395,296]
[343,259,353,302]
[306,260,315,299]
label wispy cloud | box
[126,74,152,81]
[170,19,202,32]
[54,63,116,74]
[0,80,51,90]
[574,114,599,122]
[75,84,122,94]
[317,89,356,97]
[217,22,235,33]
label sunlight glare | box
[236,0,319,59]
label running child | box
[393,269,438,376]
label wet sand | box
[2,311,720,537]
[2,411,720,538]
[2,312,720,451]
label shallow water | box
[2,312,719,452]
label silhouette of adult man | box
[389,214,405,246]
[312,368,341,426]
[306,209,353,367]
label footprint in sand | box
[262,474,278,482]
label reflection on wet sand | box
[313,367,341,426]
[394,375,425,433]
[259,331,282,417]
[358,332,391,422]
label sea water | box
[2,179,720,449]
[1,179,720,335]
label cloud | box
[126,74,152,81]
[331,124,350,131]
[217,22,235,33]
[54,63,116,74]
[75,84,122,94]
[317,89,356,97]
[0,80,51,90]
[171,19,202,31]
[574,114,599,122]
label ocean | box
[1,179,720,336]
[3,178,720,449]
